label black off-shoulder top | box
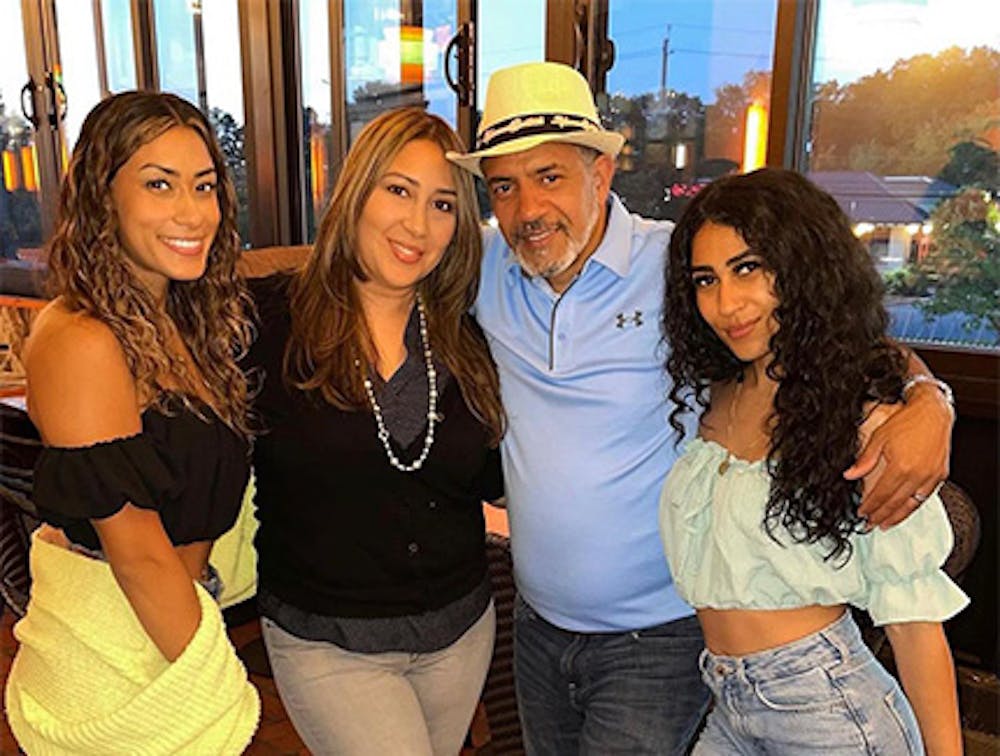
[32,395,250,551]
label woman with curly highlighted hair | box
[247,106,504,754]
[659,168,966,754]
[5,91,259,753]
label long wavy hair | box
[285,107,504,445]
[663,168,907,562]
[46,91,252,434]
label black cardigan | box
[248,275,502,618]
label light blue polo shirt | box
[474,195,695,632]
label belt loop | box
[736,657,750,684]
[819,612,850,668]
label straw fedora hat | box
[446,61,625,177]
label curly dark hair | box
[662,168,907,562]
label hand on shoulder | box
[25,300,142,447]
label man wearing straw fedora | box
[447,61,955,755]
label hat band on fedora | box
[477,112,603,151]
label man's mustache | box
[513,219,564,245]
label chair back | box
[0,403,42,616]
[938,480,980,583]
[482,532,525,754]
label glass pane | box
[201,0,250,246]
[53,0,103,150]
[343,0,458,144]
[602,0,778,221]
[0,0,43,261]
[477,0,545,112]
[102,0,137,92]
[154,0,199,104]
[806,0,999,352]
[300,0,333,240]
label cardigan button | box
[428,501,437,509]
[408,542,420,556]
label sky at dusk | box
[2,0,997,142]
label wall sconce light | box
[742,102,767,173]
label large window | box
[601,0,778,221]
[0,0,44,261]
[804,0,999,352]
[154,0,249,243]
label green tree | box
[919,188,1000,340]
[810,46,1000,175]
[937,140,1000,194]
[208,107,249,245]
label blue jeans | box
[693,611,924,755]
[513,596,710,755]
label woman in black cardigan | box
[247,107,505,755]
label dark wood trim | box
[276,0,306,244]
[238,0,281,247]
[91,0,110,97]
[327,0,348,181]
[456,0,477,144]
[19,0,61,240]
[130,0,158,90]
[546,0,580,66]
[914,346,999,421]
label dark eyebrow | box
[531,162,563,176]
[725,249,756,267]
[138,163,217,178]
[383,171,457,196]
[689,249,756,274]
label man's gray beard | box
[513,200,600,281]
[514,243,580,280]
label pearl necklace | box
[361,295,438,473]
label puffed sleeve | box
[856,494,970,626]
[33,433,178,523]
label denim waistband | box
[699,610,862,683]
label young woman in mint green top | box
[660,168,967,755]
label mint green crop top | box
[659,437,969,626]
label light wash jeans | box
[513,596,710,755]
[693,610,924,755]
[261,601,495,756]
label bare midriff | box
[38,523,211,582]
[698,604,848,656]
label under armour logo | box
[615,310,644,328]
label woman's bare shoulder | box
[25,300,142,446]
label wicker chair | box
[481,532,525,754]
[0,403,42,618]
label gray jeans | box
[261,601,495,756]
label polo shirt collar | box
[502,193,633,282]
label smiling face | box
[690,221,779,365]
[355,138,458,302]
[110,125,220,300]
[482,142,614,292]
